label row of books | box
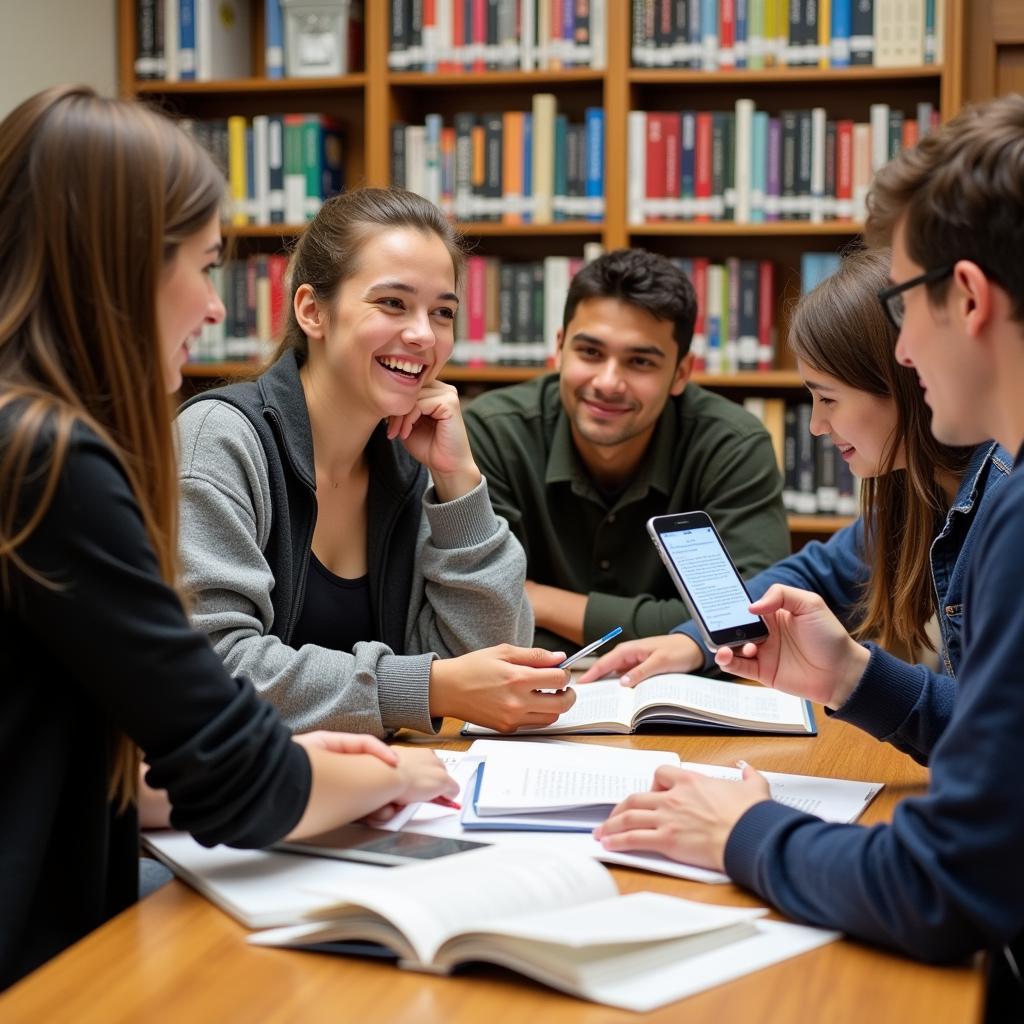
[186,115,344,227]
[628,100,937,224]
[631,0,944,70]
[393,103,605,224]
[744,399,861,516]
[192,256,288,363]
[453,250,604,366]
[134,1,364,81]
[388,0,607,72]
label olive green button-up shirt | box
[464,373,790,644]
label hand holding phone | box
[646,511,769,652]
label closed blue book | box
[831,0,852,67]
[265,0,285,78]
[178,0,196,80]
[584,107,604,222]
[553,113,568,221]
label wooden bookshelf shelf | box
[629,66,943,86]
[630,222,864,237]
[788,514,856,533]
[456,221,603,236]
[388,70,605,88]
[182,362,257,378]
[134,75,367,95]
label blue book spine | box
[521,111,533,225]
[831,0,852,67]
[561,0,575,65]
[680,111,696,219]
[553,113,568,222]
[265,0,285,78]
[735,0,748,68]
[751,110,768,223]
[700,0,718,69]
[178,0,196,80]
[584,107,604,222]
[687,0,701,68]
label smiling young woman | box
[176,187,576,738]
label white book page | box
[303,845,616,964]
[479,891,765,947]
[464,679,634,734]
[142,832,382,928]
[474,741,678,813]
[679,762,883,823]
[633,674,809,727]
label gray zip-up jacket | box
[175,350,533,737]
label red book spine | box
[836,119,853,220]
[695,112,713,223]
[902,119,919,151]
[662,112,681,214]
[473,0,486,72]
[467,255,487,364]
[691,257,709,372]
[720,0,736,69]
[267,255,287,340]
[757,260,776,371]
[645,113,668,222]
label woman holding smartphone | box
[0,87,457,989]
[581,249,1011,686]
[175,187,573,737]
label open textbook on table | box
[247,845,838,1012]
[463,675,816,736]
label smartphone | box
[275,824,487,867]
[646,511,769,651]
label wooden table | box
[0,713,985,1024]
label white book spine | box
[810,107,827,224]
[627,111,646,226]
[733,98,754,224]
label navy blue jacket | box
[725,443,1024,965]
[673,441,1012,678]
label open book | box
[457,739,882,831]
[248,845,838,1012]
[463,675,815,736]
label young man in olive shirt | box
[464,249,789,649]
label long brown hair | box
[0,86,224,805]
[275,186,467,365]
[788,248,973,658]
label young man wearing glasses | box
[596,95,1024,1015]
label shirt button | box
[607,513,616,524]
[600,559,611,570]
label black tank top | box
[290,553,374,653]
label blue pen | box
[558,626,623,670]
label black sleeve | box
[11,431,311,848]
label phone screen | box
[277,826,487,866]
[660,526,761,633]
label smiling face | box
[797,359,903,477]
[890,219,991,447]
[156,213,225,392]
[557,297,690,462]
[311,227,458,418]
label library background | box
[122,0,1021,547]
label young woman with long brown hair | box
[176,187,575,736]
[0,87,456,990]
[580,248,1011,686]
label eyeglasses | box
[877,265,955,330]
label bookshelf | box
[116,0,969,539]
